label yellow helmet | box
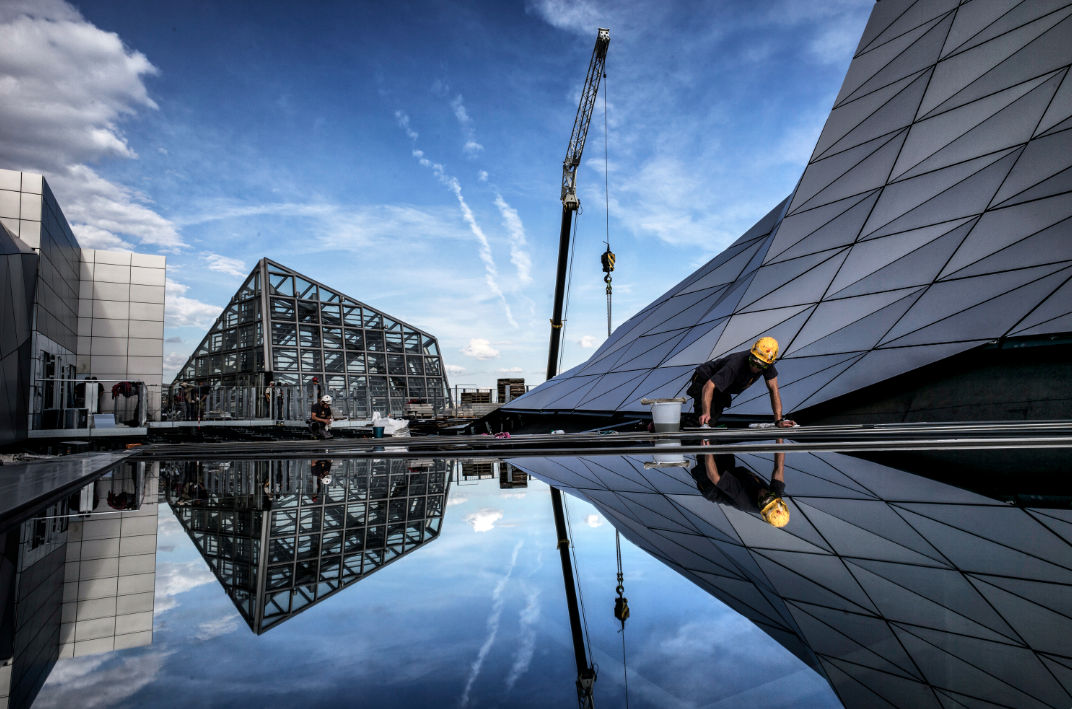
[760,495,790,528]
[750,336,779,365]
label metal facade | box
[172,258,451,417]
[508,0,1072,418]
[511,451,1072,709]
[0,223,37,447]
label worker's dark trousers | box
[310,422,332,439]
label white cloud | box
[447,494,469,506]
[496,366,522,374]
[584,514,603,527]
[37,650,172,709]
[461,338,500,360]
[394,109,419,141]
[478,170,489,182]
[461,541,522,707]
[154,560,216,615]
[200,252,247,278]
[493,193,532,287]
[578,335,599,348]
[163,351,188,373]
[500,491,526,499]
[463,508,504,533]
[451,94,484,155]
[525,0,603,34]
[196,613,240,641]
[505,586,540,691]
[165,336,183,343]
[445,363,467,374]
[0,2,184,251]
[164,278,221,329]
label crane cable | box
[602,70,614,339]
[615,530,631,708]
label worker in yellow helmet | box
[684,336,796,428]
[690,443,789,528]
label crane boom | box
[544,27,610,709]
[561,28,611,206]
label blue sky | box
[0,0,873,387]
[35,472,840,708]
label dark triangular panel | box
[797,130,909,214]
[941,0,1026,59]
[770,192,881,264]
[661,319,728,367]
[789,288,923,353]
[768,191,878,263]
[993,126,1072,205]
[1036,69,1072,136]
[814,70,929,161]
[1009,274,1072,336]
[741,250,849,312]
[820,70,933,162]
[967,575,1072,656]
[798,498,947,564]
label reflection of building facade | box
[171,259,451,418]
[507,0,1072,424]
[512,451,1072,709]
[0,168,166,444]
[1,461,157,709]
[499,463,528,489]
[165,458,450,633]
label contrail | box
[494,193,532,287]
[504,585,540,690]
[460,540,524,707]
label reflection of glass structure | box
[512,451,1072,708]
[172,259,451,416]
[508,0,1072,422]
[165,458,450,633]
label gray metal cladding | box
[0,222,38,447]
[507,0,1072,418]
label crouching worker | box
[685,336,796,428]
[310,394,334,439]
[690,446,790,528]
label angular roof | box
[508,0,1072,417]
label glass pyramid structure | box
[507,0,1072,420]
[510,450,1072,709]
[172,258,451,417]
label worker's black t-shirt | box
[690,454,786,513]
[311,459,332,477]
[686,350,778,400]
[311,402,332,421]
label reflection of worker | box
[311,459,333,502]
[310,395,333,439]
[686,337,796,428]
[690,444,789,527]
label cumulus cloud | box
[460,541,522,707]
[37,649,172,709]
[496,366,522,374]
[578,335,599,348]
[164,278,221,328]
[461,338,500,360]
[200,252,247,278]
[447,494,469,506]
[525,0,603,34]
[162,351,188,375]
[445,363,467,374]
[493,194,532,287]
[154,560,216,615]
[463,508,504,533]
[585,514,603,527]
[451,94,483,155]
[0,1,183,250]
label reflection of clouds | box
[447,494,469,506]
[154,561,215,615]
[463,508,503,532]
[196,613,240,641]
[585,514,603,528]
[157,514,184,536]
[461,540,523,707]
[37,650,172,709]
[505,584,540,691]
[500,492,526,499]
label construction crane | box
[545,27,610,709]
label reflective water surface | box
[5,447,1071,708]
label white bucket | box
[644,440,688,468]
[641,397,686,433]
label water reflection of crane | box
[545,27,610,709]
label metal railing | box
[31,378,154,430]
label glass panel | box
[366,353,385,374]
[298,301,319,323]
[210,355,222,375]
[406,356,424,376]
[301,350,322,372]
[343,304,362,326]
[223,329,237,350]
[299,325,321,348]
[388,376,407,398]
[363,311,383,329]
[344,328,364,350]
[269,273,293,296]
[369,376,388,415]
[223,306,239,329]
[238,325,256,348]
[325,375,346,393]
[224,352,237,372]
[409,377,426,399]
[271,298,295,321]
[349,376,368,412]
[321,304,341,326]
[295,277,318,301]
[365,331,384,352]
[346,352,366,373]
[423,337,439,356]
[238,349,254,372]
[387,354,406,375]
[274,348,299,371]
[425,357,441,375]
[403,332,421,353]
[210,332,223,352]
[272,322,296,347]
[323,327,343,349]
[240,299,259,324]
[384,318,402,332]
[322,288,341,303]
[385,332,404,353]
[324,351,345,373]
[238,272,258,300]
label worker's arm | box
[311,410,330,423]
[772,449,785,487]
[702,453,720,486]
[765,377,797,427]
[699,379,717,426]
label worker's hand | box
[776,418,796,428]
[701,438,711,446]
[699,413,710,426]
